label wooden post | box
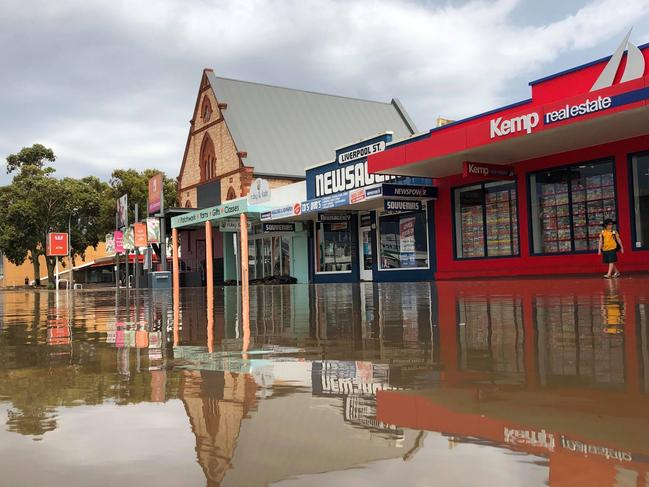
[172,228,180,294]
[205,220,214,353]
[240,213,250,354]
[172,227,180,346]
[205,220,214,296]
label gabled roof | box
[206,72,417,179]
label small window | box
[226,187,237,201]
[201,97,212,123]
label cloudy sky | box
[1,0,649,185]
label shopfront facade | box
[368,32,649,279]
[221,220,309,284]
[262,133,437,283]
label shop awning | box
[368,79,649,178]
[259,183,438,222]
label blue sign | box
[305,133,434,200]
[382,184,438,198]
[384,200,422,212]
[301,192,350,214]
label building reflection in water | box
[0,278,648,486]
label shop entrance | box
[359,213,373,281]
[249,235,292,281]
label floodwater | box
[1,277,649,486]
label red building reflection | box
[378,278,649,486]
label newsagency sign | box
[308,134,398,199]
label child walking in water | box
[598,218,624,278]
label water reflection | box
[0,277,647,486]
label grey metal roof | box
[206,73,417,179]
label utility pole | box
[159,192,166,272]
[115,213,120,289]
[135,203,140,290]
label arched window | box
[185,200,192,208]
[226,187,237,201]
[201,96,212,123]
[199,133,216,182]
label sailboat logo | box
[591,28,646,92]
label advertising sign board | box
[114,231,124,253]
[247,178,271,205]
[148,173,163,215]
[123,227,135,251]
[134,222,147,247]
[117,194,128,229]
[146,218,160,243]
[105,233,115,253]
[46,233,68,257]
[462,161,515,180]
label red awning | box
[368,77,649,178]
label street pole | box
[68,213,73,289]
[135,203,140,290]
[115,213,119,289]
[159,192,167,272]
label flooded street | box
[1,277,649,486]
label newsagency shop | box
[368,30,649,279]
[261,132,438,283]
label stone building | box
[175,69,417,285]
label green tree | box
[6,143,56,174]
[100,169,177,230]
[0,146,108,286]
[1,144,177,286]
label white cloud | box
[1,0,649,184]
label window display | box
[530,160,615,254]
[454,182,518,259]
[248,235,292,280]
[631,153,649,249]
[378,209,428,269]
[316,221,352,272]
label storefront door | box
[359,220,373,281]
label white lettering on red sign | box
[490,112,539,139]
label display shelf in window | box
[461,205,484,257]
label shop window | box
[529,160,615,254]
[631,153,649,249]
[248,235,292,280]
[316,222,352,273]
[378,208,429,269]
[454,181,518,259]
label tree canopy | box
[0,144,178,286]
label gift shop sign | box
[247,178,270,205]
[171,200,247,228]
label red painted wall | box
[434,134,649,279]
